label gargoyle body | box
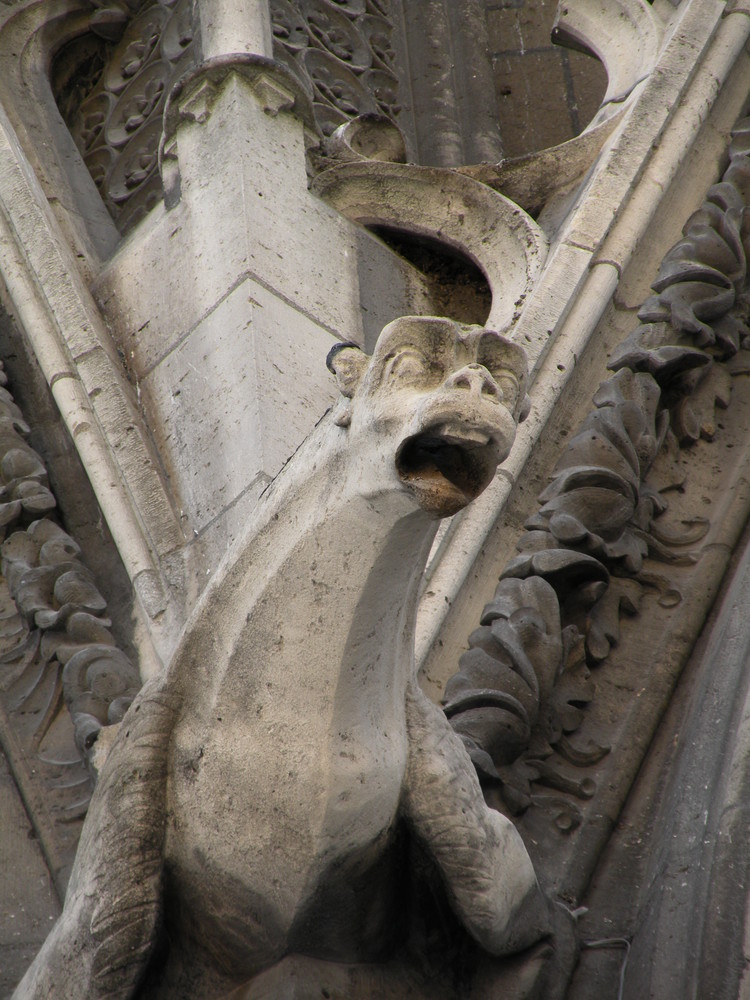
[15,317,557,999]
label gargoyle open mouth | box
[396,424,499,516]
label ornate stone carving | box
[14,317,576,1000]
[52,0,614,235]
[446,116,750,833]
[54,0,196,234]
[270,0,401,137]
[2,520,141,747]
[53,0,402,231]
[0,361,141,893]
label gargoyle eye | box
[493,371,520,408]
[387,349,431,382]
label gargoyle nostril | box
[449,365,502,399]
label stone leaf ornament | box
[0,361,141,891]
[269,0,400,137]
[14,317,575,1000]
[446,117,750,831]
[2,520,141,750]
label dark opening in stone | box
[368,226,492,327]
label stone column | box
[400,0,502,167]
[194,0,273,60]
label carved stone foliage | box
[0,361,140,892]
[53,0,195,234]
[270,0,401,138]
[445,117,750,836]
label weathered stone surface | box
[312,158,548,336]
[0,749,60,999]
[14,317,572,999]
[139,277,338,533]
[4,4,750,999]
[567,517,750,999]
[487,0,607,158]
[438,108,750,903]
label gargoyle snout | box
[445,363,501,400]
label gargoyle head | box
[327,316,529,517]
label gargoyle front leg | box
[13,682,177,1000]
[402,680,553,957]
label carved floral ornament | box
[445,116,750,835]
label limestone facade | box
[2,1,750,996]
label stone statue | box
[14,316,570,1000]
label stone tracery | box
[53,0,196,234]
[53,0,403,233]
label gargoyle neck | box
[314,491,437,680]
[260,423,440,639]
[263,483,438,740]
[271,480,438,692]
[174,422,440,703]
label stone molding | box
[0,109,182,626]
[0,2,185,650]
[159,51,318,207]
[313,159,549,334]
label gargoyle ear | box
[326,342,368,399]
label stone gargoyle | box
[15,316,572,1000]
